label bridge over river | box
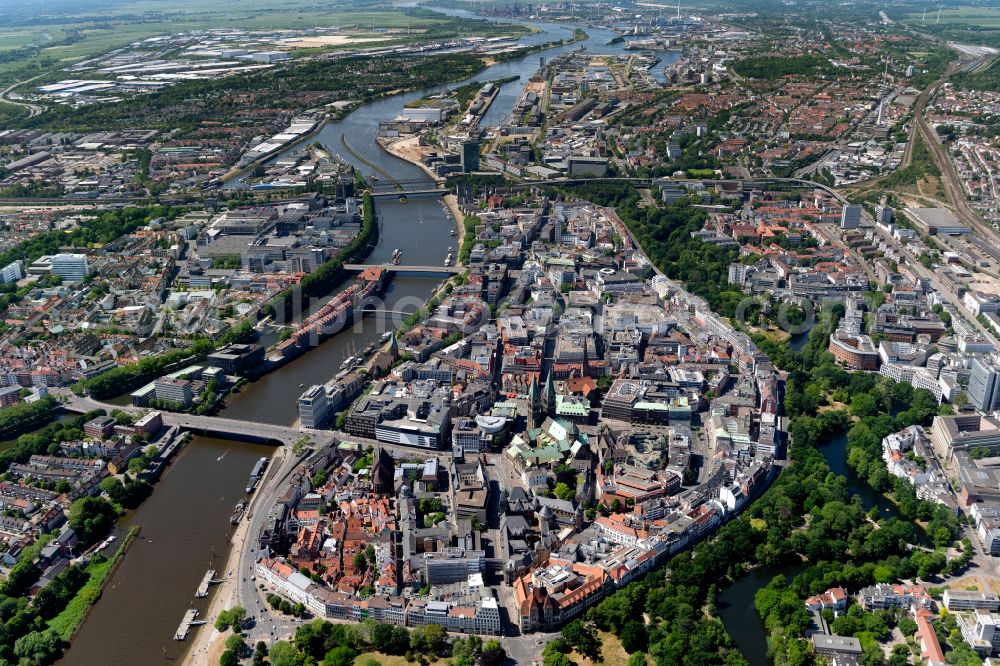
[343,263,461,275]
[61,394,333,447]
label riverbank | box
[181,483,260,665]
[181,445,289,666]
[48,526,140,642]
[378,137,469,268]
[180,520,248,666]
[443,193,468,266]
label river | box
[60,9,679,666]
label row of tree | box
[213,615,505,666]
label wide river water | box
[59,9,679,666]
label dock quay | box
[195,569,221,597]
[174,609,206,640]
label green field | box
[0,29,71,52]
[903,6,1000,28]
[897,4,1000,47]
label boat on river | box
[231,500,247,525]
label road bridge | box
[342,263,462,275]
[370,189,446,199]
[61,394,332,447]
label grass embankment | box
[882,131,941,192]
[47,526,139,640]
[0,395,58,441]
[458,213,479,265]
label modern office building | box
[943,590,1000,612]
[460,140,480,172]
[0,386,21,408]
[970,357,1000,413]
[875,205,893,227]
[153,377,193,408]
[840,204,861,229]
[828,331,879,370]
[298,385,334,429]
[931,414,1000,461]
[345,395,451,449]
[50,253,90,282]
[0,260,23,285]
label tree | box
[371,622,409,655]
[294,619,330,659]
[544,653,575,666]
[267,641,302,666]
[352,551,368,572]
[562,620,601,660]
[224,634,244,652]
[481,639,505,666]
[253,641,268,666]
[627,655,648,666]
[220,649,239,666]
[14,630,63,664]
[311,469,327,488]
[214,606,247,632]
[323,645,357,666]
[554,482,575,501]
[898,616,917,636]
[67,495,117,546]
[888,644,910,666]
[421,623,447,654]
[850,393,879,418]
[620,619,647,653]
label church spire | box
[543,370,555,413]
[388,331,399,359]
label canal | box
[0,413,74,452]
[717,428,898,665]
[60,10,681,666]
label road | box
[0,74,46,117]
[58,392,333,447]
[236,442,307,645]
[794,149,837,179]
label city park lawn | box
[571,631,631,666]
